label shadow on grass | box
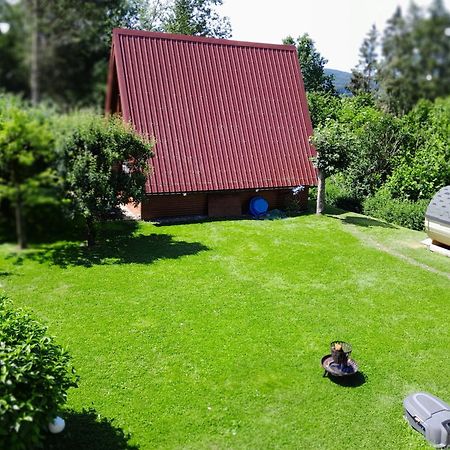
[329,214,395,229]
[326,371,367,388]
[153,214,251,226]
[43,408,139,450]
[8,221,209,268]
[342,216,394,229]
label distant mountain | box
[325,68,352,95]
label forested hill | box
[325,68,351,95]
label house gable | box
[106,29,317,196]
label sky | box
[220,0,450,72]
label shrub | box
[307,91,341,128]
[337,99,404,201]
[326,179,362,212]
[59,112,154,246]
[363,189,429,231]
[0,295,78,450]
[384,97,450,201]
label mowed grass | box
[1,211,449,449]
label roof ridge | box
[112,28,295,52]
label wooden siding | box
[139,188,309,220]
[141,193,208,219]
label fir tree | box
[378,1,450,114]
[283,34,335,94]
[348,24,379,95]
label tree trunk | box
[14,192,27,250]
[316,169,326,215]
[86,217,96,247]
[30,0,40,105]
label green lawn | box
[1,211,449,449]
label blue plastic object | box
[249,196,269,217]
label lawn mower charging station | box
[404,392,450,448]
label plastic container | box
[249,196,269,217]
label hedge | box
[363,189,429,231]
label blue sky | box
[221,0,450,71]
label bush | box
[337,98,404,201]
[0,296,78,450]
[59,112,154,246]
[363,189,429,230]
[307,91,341,128]
[326,180,362,212]
[384,97,450,201]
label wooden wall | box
[137,188,309,220]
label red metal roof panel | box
[110,28,317,194]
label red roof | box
[106,29,317,194]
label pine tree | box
[283,34,335,94]
[415,0,450,100]
[378,1,450,114]
[348,24,379,95]
[378,6,417,114]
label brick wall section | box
[139,188,309,220]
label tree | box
[338,100,403,200]
[283,34,335,94]
[306,91,341,128]
[414,0,450,101]
[378,5,423,114]
[348,24,379,95]
[164,0,231,38]
[384,96,450,201]
[0,0,139,108]
[0,96,56,249]
[0,0,234,106]
[137,0,173,31]
[310,121,354,214]
[378,1,450,114]
[61,114,154,246]
[0,1,28,96]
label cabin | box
[106,28,317,219]
[425,186,450,247]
